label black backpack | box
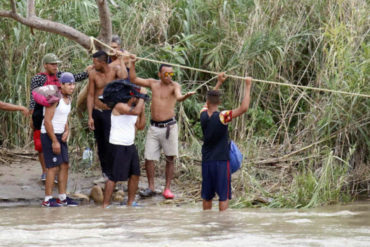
[99,79,150,108]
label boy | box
[200,73,252,211]
[102,85,147,208]
[41,72,78,207]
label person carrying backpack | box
[200,73,252,211]
[41,72,78,207]
[29,53,90,182]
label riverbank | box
[0,152,190,208]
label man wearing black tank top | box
[200,73,252,211]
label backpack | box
[32,85,62,107]
[229,141,243,173]
[99,79,150,108]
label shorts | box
[41,133,69,168]
[107,144,140,182]
[144,124,178,161]
[33,130,42,152]
[201,160,231,201]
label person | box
[29,53,90,182]
[0,101,29,115]
[129,55,195,199]
[87,50,128,181]
[102,86,147,208]
[200,73,252,211]
[41,72,78,207]
[109,34,131,69]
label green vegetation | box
[0,0,369,208]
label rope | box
[90,37,370,98]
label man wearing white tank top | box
[41,72,78,207]
[102,87,148,208]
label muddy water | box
[0,201,369,247]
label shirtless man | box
[109,35,130,69]
[129,55,195,199]
[87,50,128,178]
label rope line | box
[90,37,370,98]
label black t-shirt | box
[200,110,231,161]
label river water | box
[0,201,369,247]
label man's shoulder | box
[32,73,47,80]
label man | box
[200,73,252,211]
[129,55,195,199]
[41,72,78,207]
[102,86,147,208]
[29,53,90,182]
[109,34,130,69]
[87,50,128,180]
[0,101,29,115]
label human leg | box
[39,152,47,174]
[92,109,111,176]
[164,156,175,190]
[58,162,69,195]
[201,160,216,209]
[219,200,229,211]
[45,166,58,196]
[161,124,178,198]
[145,159,156,191]
[143,126,161,194]
[103,179,115,208]
[203,199,212,210]
[127,175,139,205]
[216,161,231,212]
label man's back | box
[200,110,230,161]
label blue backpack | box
[229,141,243,173]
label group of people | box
[2,35,252,211]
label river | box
[0,201,369,247]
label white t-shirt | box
[41,98,71,134]
[109,114,138,145]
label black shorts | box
[107,144,140,182]
[41,133,69,168]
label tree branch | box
[96,0,112,48]
[27,0,35,17]
[10,0,16,13]
[0,1,92,50]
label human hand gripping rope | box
[89,37,370,98]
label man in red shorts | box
[29,53,90,181]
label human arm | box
[0,101,29,116]
[61,121,69,143]
[214,72,227,90]
[114,98,145,116]
[114,50,128,79]
[135,104,146,130]
[128,54,152,88]
[87,74,95,130]
[44,103,61,154]
[29,74,46,110]
[174,83,195,102]
[230,77,252,118]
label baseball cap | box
[59,72,75,83]
[42,53,62,64]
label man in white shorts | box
[129,55,195,199]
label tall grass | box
[0,0,368,207]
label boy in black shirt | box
[200,73,252,211]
